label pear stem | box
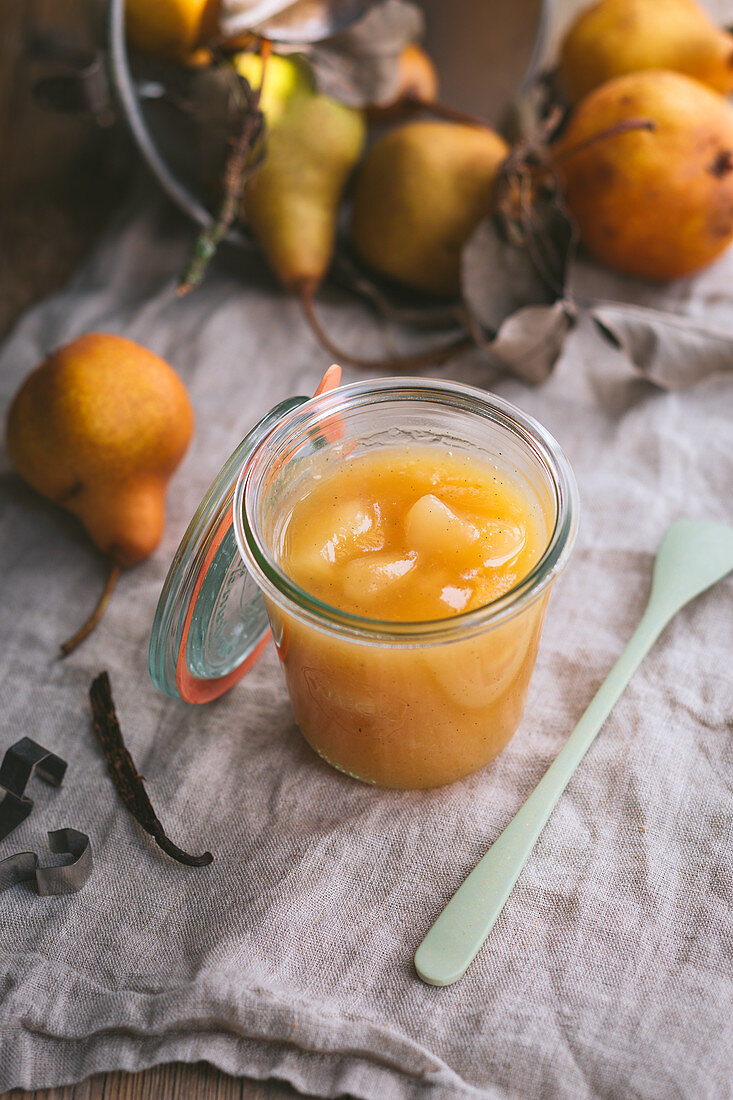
[402,95,491,130]
[299,290,473,371]
[59,561,121,658]
[332,253,465,330]
[177,41,270,296]
[553,117,656,165]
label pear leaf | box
[462,217,558,334]
[589,301,733,389]
[306,0,425,106]
[220,0,375,44]
[507,68,567,144]
[468,298,575,385]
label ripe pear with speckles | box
[553,69,733,280]
[560,0,733,103]
[6,333,193,652]
[6,333,193,566]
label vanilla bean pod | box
[89,672,213,867]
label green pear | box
[349,120,508,298]
[560,0,733,102]
[235,53,366,296]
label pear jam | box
[266,446,552,789]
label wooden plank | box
[2,1062,303,1099]
[0,0,130,339]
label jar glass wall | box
[234,378,578,789]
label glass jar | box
[231,378,578,789]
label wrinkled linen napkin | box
[0,187,731,1099]
[2,0,733,1085]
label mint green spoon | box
[415,519,733,987]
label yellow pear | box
[125,0,220,61]
[553,70,733,280]
[6,333,193,567]
[350,121,508,298]
[560,0,733,102]
[235,56,463,368]
[235,53,366,297]
[6,333,194,652]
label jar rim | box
[233,377,579,645]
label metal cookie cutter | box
[0,737,67,842]
[0,828,93,896]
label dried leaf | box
[492,152,576,295]
[507,68,567,144]
[220,0,376,44]
[590,301,733,389]
[306,0,424,106]
[460,173,576,383]
[490,301,574,383]
[179,58,265,294]
[457,121,581,384]
[462,136,577,331]
[189,65,241,177]
[462,217,558,334]
[471,300,574,384]
[471,70,733,390]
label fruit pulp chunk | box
[280,447,546,619]
[269,445,552,789]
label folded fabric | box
[0,187,731,1097]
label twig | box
[299,290,473,370]
[89,672,213,867]
[178,43,270,295]
[331,253,465,330]
[402,94,491,130]
[516,175,569,297]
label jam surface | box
[279,446,547,620]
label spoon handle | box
[414,605,667,987]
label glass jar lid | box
[149,367,341,703]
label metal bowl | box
[106,0,250,244]
[102,0,550,246]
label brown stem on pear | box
[332,253,465,330]
[177,41,270,296]
[401,94,491,130]
[299,288,473,370]
[553,117,656,164]
[59,560,121,658]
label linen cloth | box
[2,0,733,1086]
[0,185,731,1099]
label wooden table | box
[1,3,307,1097]
[5,1065,300,1100]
